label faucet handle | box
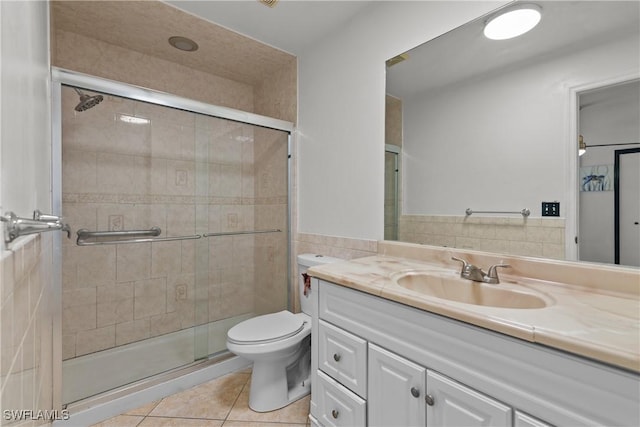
[486,264,511,283]
[451,256,468,267]
[451,256,472,275]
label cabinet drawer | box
[318,319,367,397]
[316,370,366,427]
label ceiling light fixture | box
[484,4,542,40]
[168,36,199,52]
[119,114,150,125]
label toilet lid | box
[227,311,306,344]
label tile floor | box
[91,369,311,427]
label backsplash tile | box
[399,215,566,260]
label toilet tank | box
[297,254,343,315]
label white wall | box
[0,0,56,418]
[297,1,505,240]
[401,33,639,218]
[0,0,52,250]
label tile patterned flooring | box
[92,369,311,427]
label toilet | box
[226,253,342,412]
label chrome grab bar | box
[76,227,200,246]
[76,227,161,241]
[465,208,530,217]
[203,229,281,237]
[1,211,71,244]
[75,227,280,246]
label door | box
[615,148,640,266]
[369,343,426,427]
[427,370,511,427]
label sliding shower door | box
[57,79,290,404]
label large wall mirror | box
[385,0,639,267]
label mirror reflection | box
[385,0,639,267]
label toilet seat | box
[227,310,306,345]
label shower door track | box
[51,67,295,412]
[63,352,235,413]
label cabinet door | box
[368,343,426,427]
[514,411,553,427]
[427,370,512,427]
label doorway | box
[578,79,640,266]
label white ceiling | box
[165,0,375,55]
[387,1,640,99]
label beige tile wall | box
[54,30,254,114]
[52,29,297,125]
[1,234,54,426]
[398,215,566,260]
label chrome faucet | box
[452,256,510,284]
[2,211,71,243]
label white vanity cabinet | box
[369,343,511,427]
[310,279,639,427]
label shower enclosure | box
[52,70,292,405]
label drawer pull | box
[332,409,339,419]
[425,394,435,406]
[410,387,420,398]
[333,353,341,362]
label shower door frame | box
[50,67,294,409]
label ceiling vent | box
[258,0,279,8]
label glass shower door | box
[58,83,290,404]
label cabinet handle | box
[410,387,420,398]
[333,353,341,362]
[332,409,339,419]
[425,394,435,406]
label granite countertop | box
[308,255,640,373]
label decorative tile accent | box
[109,214,124,231]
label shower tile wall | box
[60,88,284,360]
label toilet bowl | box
[226,254,342,412]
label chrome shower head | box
[73,88,103,112]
